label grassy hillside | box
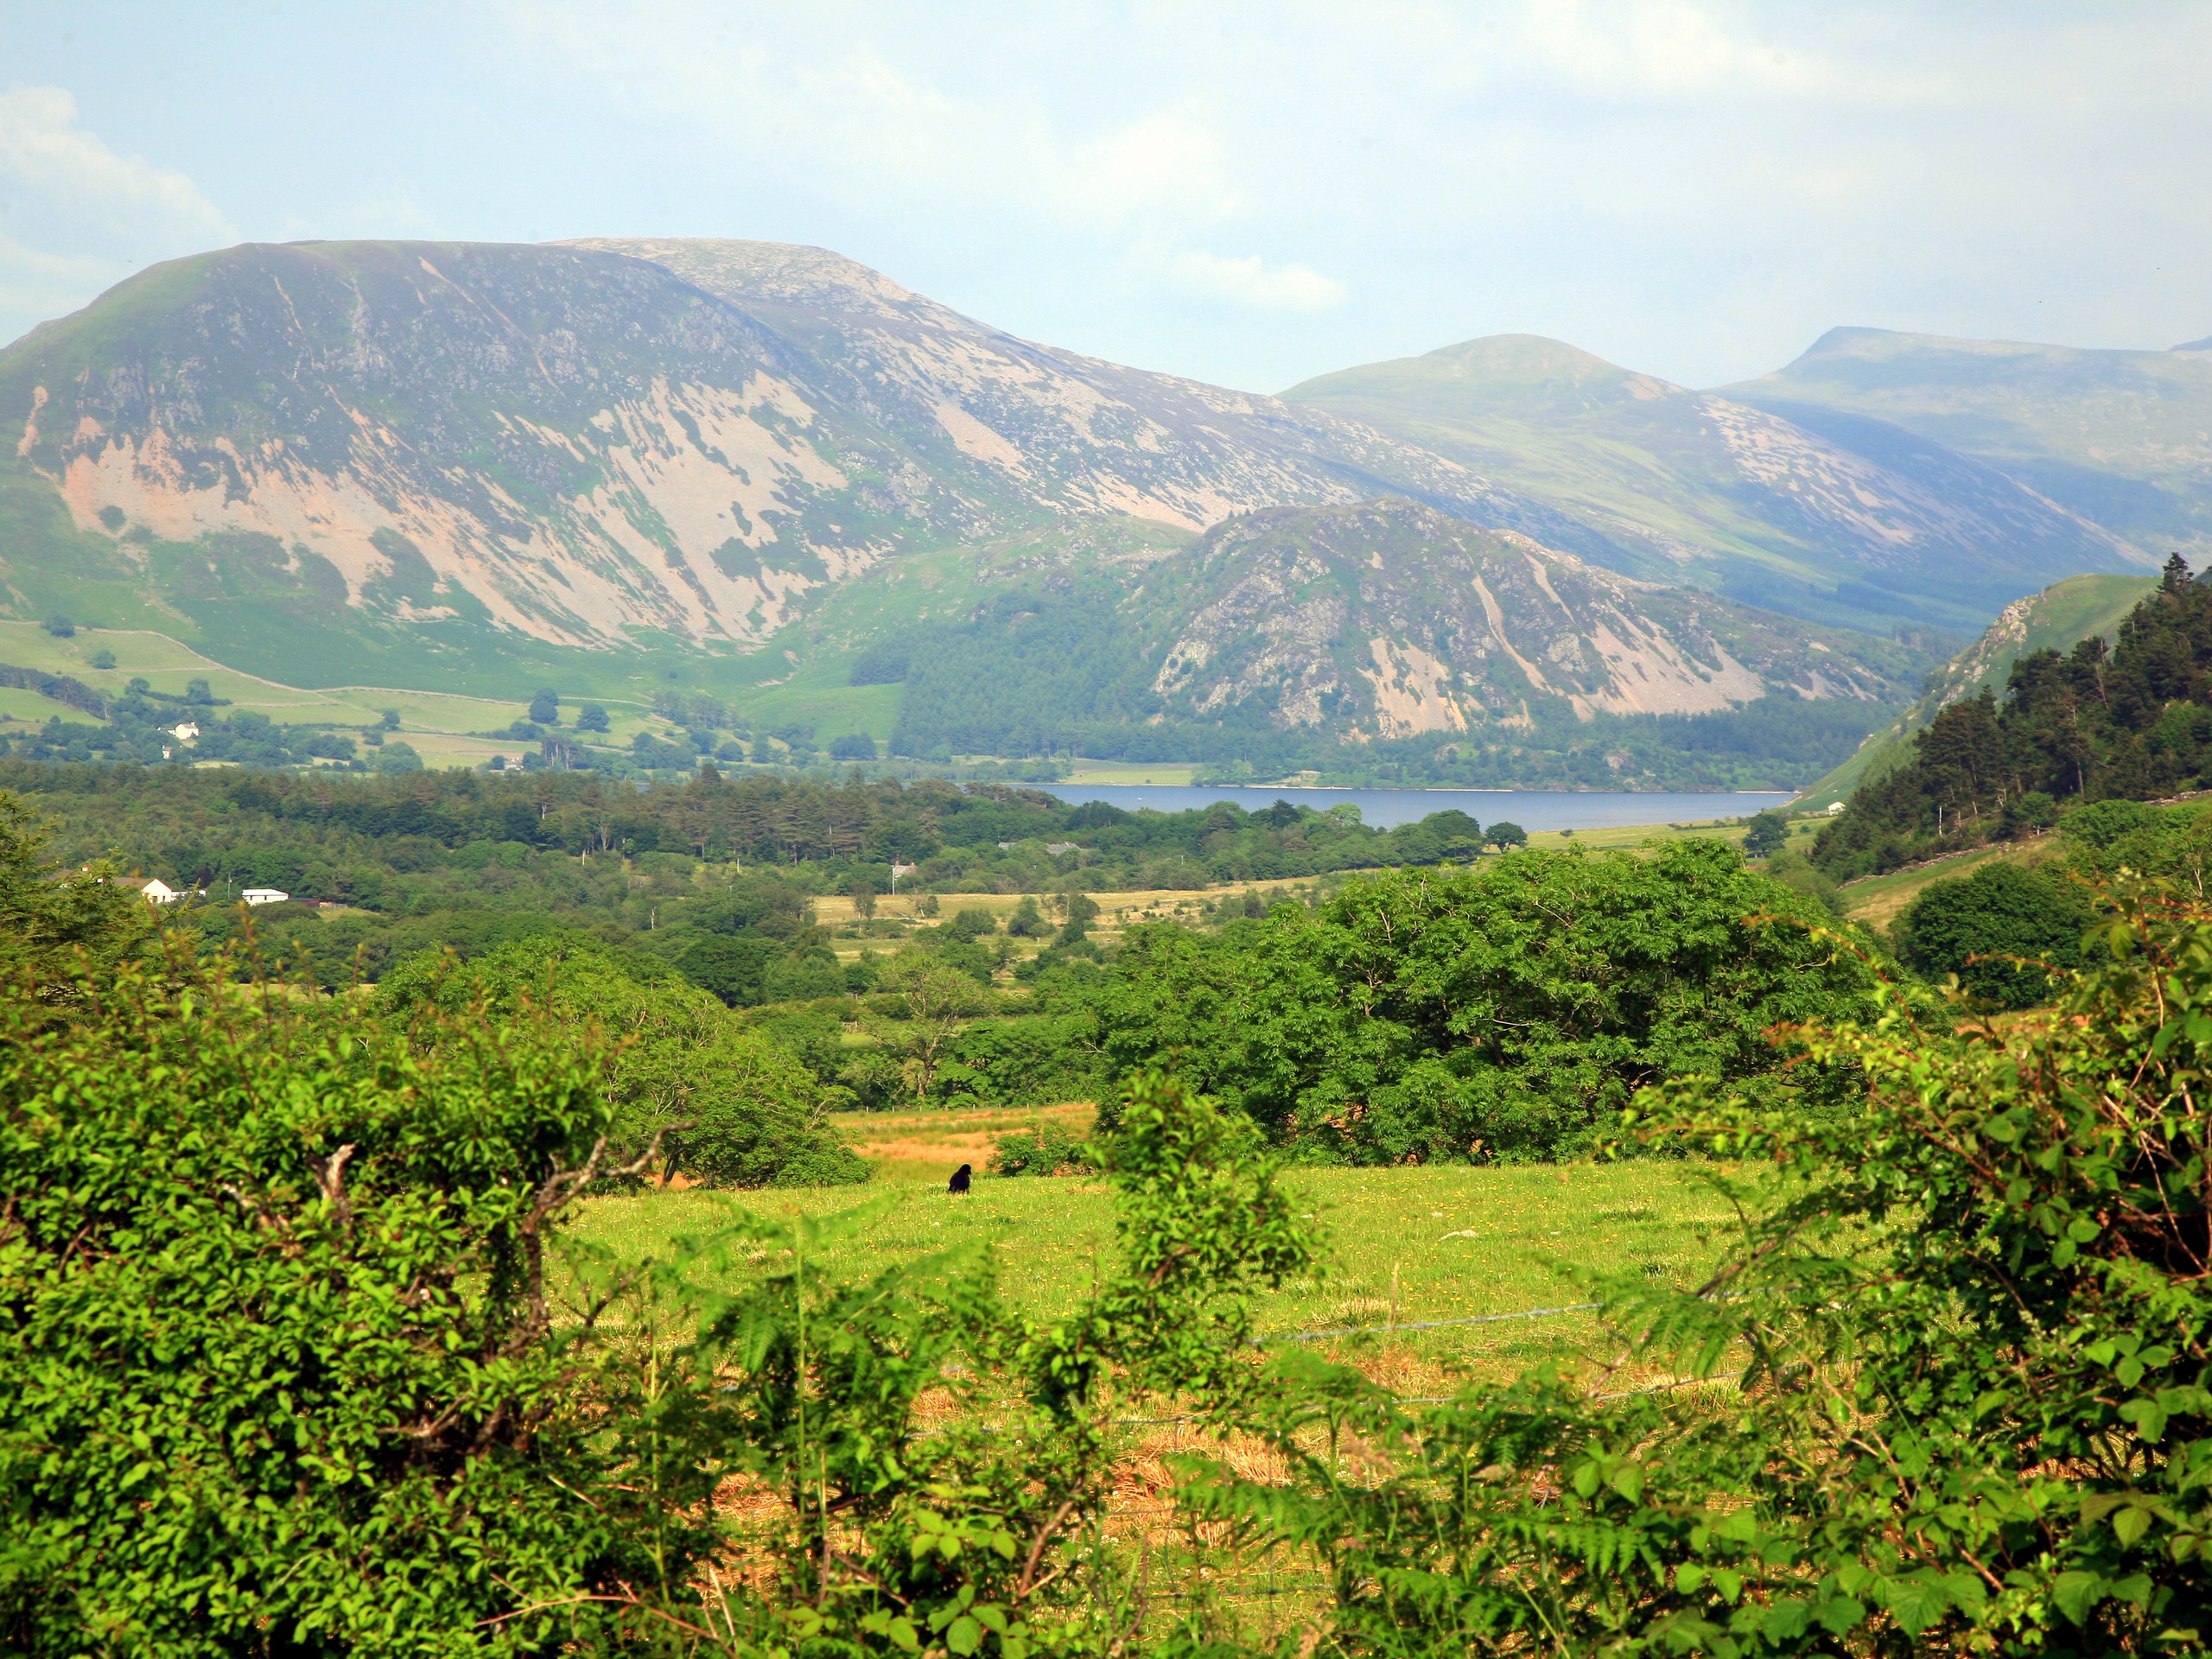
[1792,572,2157,807]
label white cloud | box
[0,85,228,241]
[0,84,232,345]
[1154,248,1346,311]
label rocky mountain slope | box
[1282,334,2148,632]
[1138,499,1913,737]
[1725,327,2212,560]
[0,238,2190,772]
[0,238,1567,682]
[876,499,1935,783]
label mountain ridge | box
[1724,325,2212,556]
[0,238,2188,773]
[1281,332,2148,632]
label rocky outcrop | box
[0,238,1560,655]
[1143,499,1914,736]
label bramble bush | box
[988,1117,1087,1176]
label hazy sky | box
[2,2,2206,391]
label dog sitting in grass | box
[948,1163,971,1194]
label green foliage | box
[529,688,560,725]
[377,935,867,1188]
[1742,808,1790,857]
[2060,798,2212,899]
[988,1118,1087,1177]
[1819,563,2212,876]
[0,788,149,988]
[0,943,696,1653]
[949,905,999,941]
[1166,885,2212,1654]
[1760,849,1847,918]
[1085,841,1878,1161]
[594,1069,1317,1654]
[865,952,996,1104]
[1893,859,2093,1008]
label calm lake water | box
[1034,785,1792,833]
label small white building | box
[240,887,290,906]
[1825,801,1847,815]
[168,721,200,745]
[118,876,180,905]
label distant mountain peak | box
[2172,335,2212,353]
[1788,325,1910,363]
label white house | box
[240,887,290,906]
[1825,801,1847,815]
[118,876,180,905]
[168,721,200,745]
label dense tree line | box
[1060,840,1875,1162]
[1817,553,2212,878]
[0,758,1503,915]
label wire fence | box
[1249,1299,1605,1344]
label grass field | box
[570,1109,1742,1383]
[0,620,697,766]
[1057,761,1202,785]
[1835,832,2058,930]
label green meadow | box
[569,1122,1740,1383]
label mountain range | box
[0,235,2196,780]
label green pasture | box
[1835,831,2058,930]
[1524,810,1821,856]
[569,1152,1739,1377]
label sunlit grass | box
[567,1136,1741,1378]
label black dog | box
[948,1163,972,1194]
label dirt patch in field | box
[837,1099,1096,1183]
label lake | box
[1033,785,1792,832]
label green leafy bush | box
[378,935,867,1187]
[1893,858,2091,1007]
[0,944,698,1652]
[988,1117,1087,1176]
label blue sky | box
[2,2,2205,391]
